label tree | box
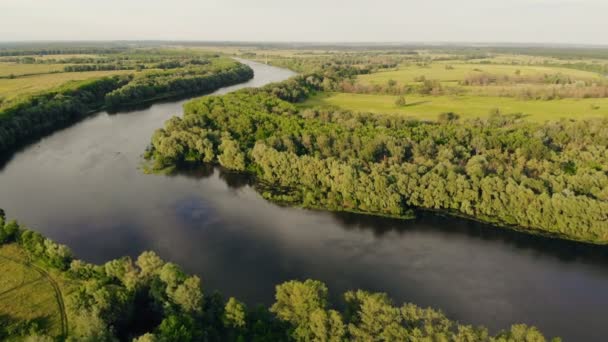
[344,290,407,341]
[0,220,20,244]
[270,279,329,341]
[68,309,115,342]
[465,155,488,179]
[394,96,406,107]
[493,324,555,342]
[157,315,198,342]
[170,276,203,314]
[136,251,165,278]
[309,309,345,342]
[224,297,247,329]
[218,136,246,171]
[132,333,158,342]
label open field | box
[0,69,133,102]
[356,63,603,86]
[0,63,66,78]
[0,244,75,339]
[302,92,608,122]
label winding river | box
[1,60,607,341]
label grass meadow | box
[0,244,77,339]
[0,69,132,104]
[356,63,602,86]
[302,92,608,122]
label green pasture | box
[356,63,602,86]
[302,92,608,122]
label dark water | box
[1,60,607,341]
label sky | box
[0,0,606,45]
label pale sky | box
[0,0,606,45]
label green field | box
[303,92,608,122]
[0,69,133,103]
[0,63,66,78]
[356,63,602,86]
[0,244,74,339]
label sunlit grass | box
[0,63,66,78]
[356,63,602,86]
[0,244,77,339]
[0,70,133,103]
[302,92,608,122]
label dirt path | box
[0,255,68,339]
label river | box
[0,60,607,341]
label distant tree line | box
[63,58,211,72]
[63,64,136,72]
[0,210,558,341]
[148,71,608,244]
[0,47,128,57]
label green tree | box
[218,136,246,171]
[170,276,203,314]
[394,96,406,107]
[136,251,165,278]
[224,297,247,329]
[271,279,329,341]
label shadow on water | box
[170,163,255,190]
[332,210,608,265]
[0,112,105,171]
[173,164,608,267]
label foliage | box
[0,210,559,341]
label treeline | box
[460,72,599,86]
[0,46,128,57]
[338,77,452,96]
[0,210,557,341]
[0,75,131,154]
[63,58,210,72]
[265,54,404,75]
[104,61,253,107]
[472,84,608,101]
[338,72,608,99]
[64,64,136,72]
[148,72,608,244]
[0,59,254,155]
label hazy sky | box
[1,0,605,44]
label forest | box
[0,210,557,341]
[147,65,608,243]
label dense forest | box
[0,210,557,341]
[0,58,253,154]
[147,69,608,243]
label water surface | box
[1,60,607,341]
